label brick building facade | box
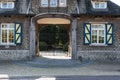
[0,0,120,62]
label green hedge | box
[63,42,69,51]
[39,41,48,51]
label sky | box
[111,0,120,6]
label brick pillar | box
[30,20,36,59]
[72,19,77,60]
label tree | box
[39,25,69,49]
[39,25,57,47]
[58,26,69,45]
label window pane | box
[91,24,105,44]
[95,3,99,8]
[92,30,97,43]
[9,24,14,28]
[9,30,14,43]
[2,2,7,8]
[50,0,57,7]
[93,2,106,9]
[41,0,48,7]
[59,0,66,7]
[1,2,14,8]
[100,3,106,8]
[2,24,7,28]
[1,23,15,45]
[99,30,104,43]
[92,24,104,29]
[2,30,7,43]
[8,2,13,8]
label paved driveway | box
[0,56,120,79]
[6,76,120,80]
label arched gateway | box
[30,13,77,60]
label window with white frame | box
[91,24,105,45]
[59,0,66,7]
[1,23,15,45]
[0,2,14,9]
[41,0,48,7]
[92,1,107,9]
[50,0,57,7]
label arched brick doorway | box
[30,13,77,59]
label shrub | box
[39,41,48,51]
[63,42,69,51]
[39,25,57,45]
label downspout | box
[27,0,31,14]
[76,0,80,14]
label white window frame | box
[1,23,15,45]
[92,1,107,9]
[59,0,67,7]
[91,24,106,45]
[1,2,14,9]
[41,0,48,7]
[50,0,57,7]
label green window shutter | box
[83,23,91,45]
[14,23,22,45]
[106,23,114,45]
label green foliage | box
[39,25,69,50]
[40,25,57,46]
[58,27,69,45]
[39,41,48,51]
[63,42,69,51]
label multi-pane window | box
[0,2,14,9]
[1,23,14,45]
[91,24,105,45]
[41,0,67,7]
[59,0,66,7]
[50,0,57,7]
[41,0,48,7]
[92,2,107,9]
[84,23,113,45]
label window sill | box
[90,44,107,46]
[92,8,108,11]
[0,8,14,9]
[0,44,16,46]
[0,44,16,48]
[59,6,67,7]
[40,6,67,8]
[50,6,57,7]
[41,6,48,7]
